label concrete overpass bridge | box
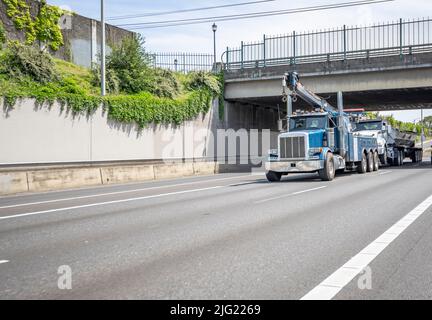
[221,18,432,130]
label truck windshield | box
[355,121,382,131]
[289,116,327,131]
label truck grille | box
[280,136,306,159]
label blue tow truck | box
[265,72,379,182]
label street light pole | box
[101,0,106,96]
[212,23,217,71]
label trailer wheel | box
[399,151,404,166]
[319,153,335,181]
[266,171,282,182]
[373,151,380,171]
[382,148,388,166]
[357,152,368,174]
[367,151,374,172]
[394,150,402,167]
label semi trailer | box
[351,118,423,166]
[265,72,379,182]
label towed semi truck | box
[351,118,423,166]
[265,72,379,182]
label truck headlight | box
[309,148,323,155]
[268,149,278,156]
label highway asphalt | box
[0,160,432,300]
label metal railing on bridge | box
[223,18,432,70]
[150,52,214,73]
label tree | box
[106,34,153,94]
[97,34,180,98]
[423,116,432,129]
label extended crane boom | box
[282,72,335,113]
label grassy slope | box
[0,55,215,128]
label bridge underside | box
[229,87,432,112]
[224,52,432,112]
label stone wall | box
[0,0,134,68]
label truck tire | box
[373,151,379,171]
[399,151,404,166]
[319,153,335,181]
[367,151,374,172]
[266,171,282,182]
[357,152,368,174]
[381,148,388,166]
[394,150,401,167]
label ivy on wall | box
[2,0,64,50]
[0,75,216,130]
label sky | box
[46,0,432,122]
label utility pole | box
[101,0,106,96]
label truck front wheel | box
[319,153,335,181]
[266,171,282,182]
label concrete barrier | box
[153,163,195,180]
[101,165,155,185]
[193,162,216,176]
[0,161,251,196]
[215,163,255,173]
[0,172,28,195]
[27,168,102,193]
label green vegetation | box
[366,112,430,137]
[2,40,58,83]
[0,21,6,45]
[2,0,64,50]
[0,36,222,129]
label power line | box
[107,0,276,21]
[118,0,394,29]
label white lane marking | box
[254,186,327,204]
[378,170,393,175]
[0,175,252,210]
[0,260,9,264]
[301,193,432,300]
[0,186,224,221]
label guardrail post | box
[292,31,296,65]
[343,25,347,60]
[263,34,266,67]
[399,18,403,57]
[241,41,244,69]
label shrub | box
[105,34,153,94]
[185,71,221,96]
[0,21,6,45]
[144,68,180,99]
[90,63,120,94]
[3,41,58,83]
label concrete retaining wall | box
[0,98,219,165]
[0,161,244,196]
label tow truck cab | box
[266,110,379,181]
[267,111,347,175]
[265,72,379,182]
